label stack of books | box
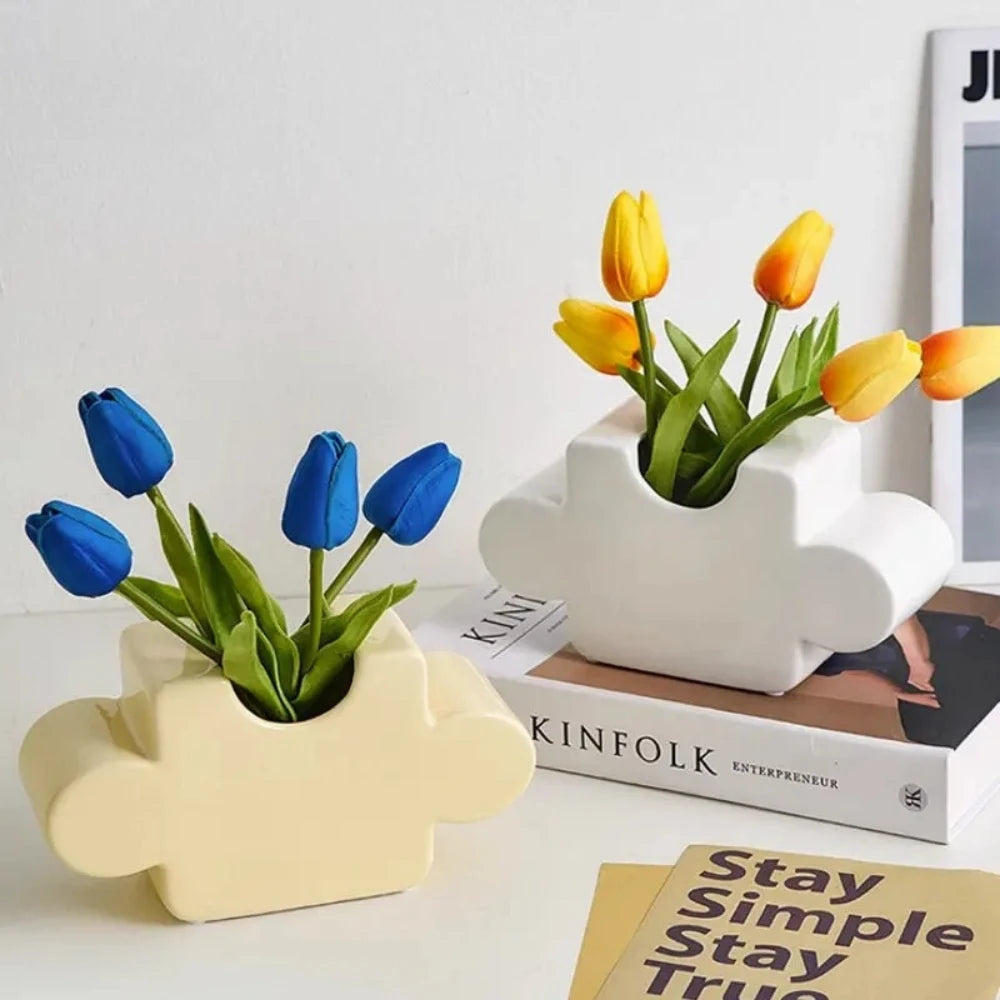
[414,582,1000,841]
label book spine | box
[492,675,951,842]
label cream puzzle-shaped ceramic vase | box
[19,610,535,922]
[479,400,955,694]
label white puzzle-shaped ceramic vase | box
[19,610,535,922]
[479,400,955,694]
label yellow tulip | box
[601,191,669,303]
[819,330,922,422]
[919,326,1000,400]
[754,210,834,310]
[553,299,648,375]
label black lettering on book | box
[962,49,1000,102]
[694,745,717,775]
[460,594,545,644]
[530,716,552,744]
[489,598,543,625]
[481,617,517,632]
[579,725,603,752]
[510,593,547,606]
[636,735,662,763]
[460,626,505,645]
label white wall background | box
[1,0,994,614]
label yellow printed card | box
[592,846,1000,999]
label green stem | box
[739,301,779,409]
[323,527,385,607]
[631,299,658,442]
[304,549,325,671]
[274,676,298,723]
[653,364,682,396]
[116,578,222,663]
[146,485,186,545]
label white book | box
[414,582,1000,842]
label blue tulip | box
[78,388,174,498]
[363,442,461,545]
[282,432,360,549]
[25,501,133,597]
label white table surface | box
[4,588,1000,999]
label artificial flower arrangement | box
[554,191,1000,508]
[19,390,535,921]
[479,190,1000,695]
[24,389,460,721]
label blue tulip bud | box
[78,388,174,498]
[282,432,360,549]
[363,442,461,545]
[25,501,133,597]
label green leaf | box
[617,364,670,426]
[676,451,713,481]
[663,320,750,442]
[811,303,839,378]
[653,366,721,452]
[291,581,416,661]
[767,328,800,405]
[294,587,397,715]
[189,504,244,645]
[222,611,294,722]
[686,389,819,506]
[645,326,738,500]
[794,318,817,388]
[151,495,213,640]
[213,534,300,697]
[127,577,191,619]
[219,540,288,634]
[651,366,682,395]
[617,365,720,457]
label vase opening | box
[229,659,357,725]
[634,437,736,510]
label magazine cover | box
[415,583,1000,840]
[594,846,1000,999]
[527,587,1000,751]
[931,27,1000,583]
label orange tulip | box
[819,330,922,422]
[754,210,834,310]
[553,299,648,375]
[601,191,669,303]
[919,326,1000,400]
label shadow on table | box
[0,868,175,928]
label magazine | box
[586,847,1000,998]
[415,583,1000,840]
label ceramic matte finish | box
[479,401,955,694]
[18,611,535,922]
